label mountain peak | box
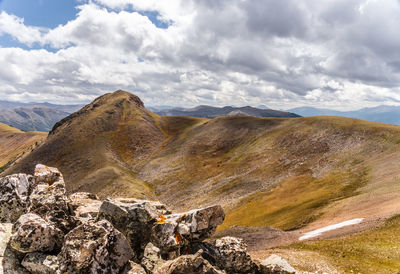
[50,90,145,134]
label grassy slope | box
[0,123,46,172]
[140,116,400,234]
[284,215,400,273]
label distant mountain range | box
[155,105,300,118]
[288,105,400,125]
[0,101,83,132]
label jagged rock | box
[260,254,297,274]
[29,164,75,232]
[68,192,102,223]
[58,219,134,274]
[214,237,257,273]
[121,261,147,274]
[151,205,225,254]
[21,252,59,274]
[34,164,62,184]
[10,213,63,253]
[155,250,224,274]
[141,242,165,273]
[190,237,257,273]
[0,174,31,222]
[98,198,170,256]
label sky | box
[0,0,400,110]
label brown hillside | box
[0,123,46,172]
[4,90,163,199]
[5,90,400,252]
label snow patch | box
[299,218,364,241]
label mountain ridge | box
[156,105,300,118]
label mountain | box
[0,101,83,132]
[0,107,70,132]
[156,105,300,118]
[289,105,400,125]
[0,123,47,172]
[0,100,83,113]
[4,90,400,271]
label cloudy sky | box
[0,0,400,110]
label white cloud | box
[0,0,399,109]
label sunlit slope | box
[5,90,165,199]
[0,123,46,172]
[141,116,400,231]
[6,91,400,236]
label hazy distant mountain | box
[156,105,300,118]
[0,100,83,113]
[0,100,83,131]
[0,107,70,132]
[288,105,400,125]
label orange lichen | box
[157,215,167,224]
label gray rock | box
[0,174,31,222]
[121,261,147,274]
[21,252,59,274]
[151,205,225,254]
[260,254,297,274]
[213,237,257,274]
[29,164,76,233]
[68,192,102,223]
[10,213,63,253]
[155,250,225,274]
[98,198,169,256]
[141,242,165,273]
[191,237,257,273]
[58,219,134,274]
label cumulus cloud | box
[0,0,399,109]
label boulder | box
[21,252,59,274]
[190,237,257,273]
[0,174,31,222]
[29,164,75,232]
[260,254,297,274]
[155,250,224,274]
[121,261,147,274]
[68,192,102,223]
[151,205,225,254]
[214,237,257,273]
[141,242,165,273]
[58,219,134,274]
[10,213,63,253]
[98,198,170,256]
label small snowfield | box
[299,218,364,241]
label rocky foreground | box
[0,165,296,273]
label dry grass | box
[287,214,400,273]
[0,123,46,171]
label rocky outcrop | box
[260,254,297,274]
[98,198,170,256]
[155,250,224,274]
[151,205,225,255]
[141,242,165,273]
[121,261,147,274]
[21,253,59,274]
[190,237,258,273]
[0,165,280,274]
[10,213,63,253]
[68,192,101,223]
[29,164,75,233]
[58,219,134,273]
[0,174,31,222]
